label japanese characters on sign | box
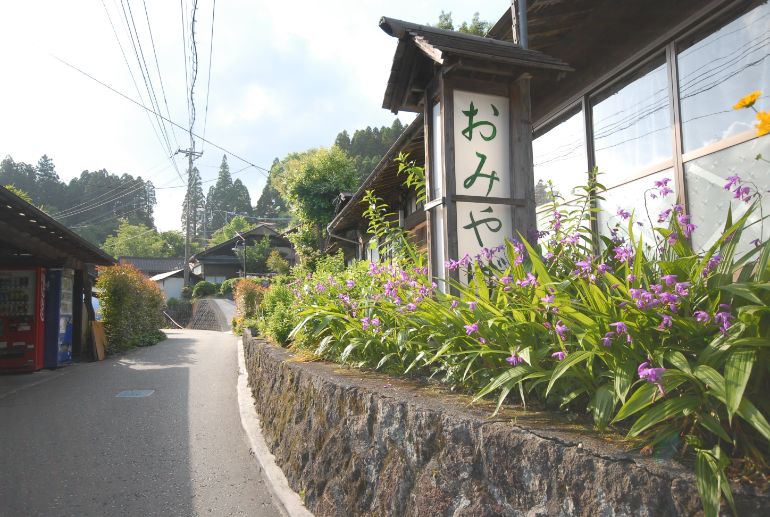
[453,90,512,264]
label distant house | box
[190,224,295,283]
[150,269,201,300]
[117,256,185,277]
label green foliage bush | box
[192,281,218,298]
[96,264,165,352]
[291,171,770,515]
[220,278,239,297]
[267,249,291,275]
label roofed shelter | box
[379,15,570,285]
[0,186,114,370]
[190,224,295,282]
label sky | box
[0,1,507,233]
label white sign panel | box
[452,90,512,267]
[456,202,513,263]
[453,90,510,198]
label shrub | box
[96,264,165,352]
[233,278,267,321]
[220,278,239,297]
[290,108,770,514]
[165,297,192,327]
[267,249,291,275]
[192,280,218,298]
[259,302,295,345]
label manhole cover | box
[116,390,155,398]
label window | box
[533,107,587,206]
[685,137,770,254]
[431,209,445,288]
[597,169,676,244]
[678,3,770,154]
[592,56,672,185]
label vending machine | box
[44,269,74,368]
[0,268,45,373]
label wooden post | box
[510,74,537,242]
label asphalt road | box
[0,329,280,517]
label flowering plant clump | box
[287,100,770,515]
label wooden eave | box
[380,16,571,113]
[0,186,115,268]
[328,115,425,233]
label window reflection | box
[533,108,587,207]
[678,3,770,153]
[685,136,770,255]
[597,169,676,247]
[592,57,672,183]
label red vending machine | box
[0,268,45,373]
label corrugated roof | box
[0,186,114,266]
[118,256,186,274]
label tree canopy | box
[101,220,194,258]
[432,11,492,36]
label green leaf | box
[665,350,692,374]
[736,397,770,442]
[613,365,634,404]
[724,348,755,422]
[628,396,700,436]
[473,365,530,401]
[719,284,764,305]
[613,382,656,422]
[545,350,594,397]
[591,384,616,430]
[695,450,720,517]
[697,413,732,443]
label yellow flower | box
[756,111,770,137]
[734,90,762,110]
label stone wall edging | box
[243,334,769,516]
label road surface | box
[0,329,280,516]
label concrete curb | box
[235,335,313,517]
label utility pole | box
[177,146,203,286]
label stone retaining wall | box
[243,335,769,516]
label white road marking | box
[235,335,313,517]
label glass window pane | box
[678,4,770,153]
[533,108,587,206]
[592,57,673,183]
[685,135,770,254]
[597,170,676,247]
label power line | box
[52,54,271,178]
[202,0,217,150]
[142,0,180,150]
[180,0,191,130]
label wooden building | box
[190,224,295,282]
[330,0,770,264]
[0,186,114,369]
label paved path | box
[0,329,280,517]
[188,299,235,332]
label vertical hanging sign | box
[453,90,513,263]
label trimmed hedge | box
[96,264,165,352]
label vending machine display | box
[44,269,74,368]
[0,269,45,372]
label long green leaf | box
[591,384,615,430]
[695,450,720,517]
[613,382,656,422]
[724,348,755,422]
[545,350,594,397]
[628,396,700,436]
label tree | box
[275,146,358,252]
[234,235,271,273]
[3,184,33,204]
[254,158,290,225]
[101,221,195,258]
[181,166,205,241]
[432,11,491,37]
[231,178,253,217]
[208,215,253,247]
[459,13,492,36]
[436,10,454,30]
[266,249,291,275]
[102,220,167,258]
[207,154,235,232]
